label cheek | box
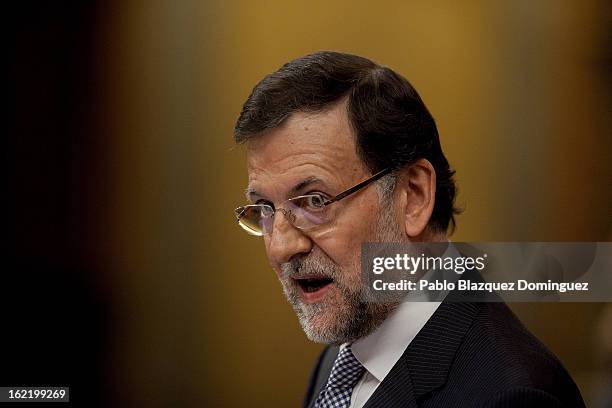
[315,196,380,269]
[317,237,361,269]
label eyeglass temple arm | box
[324,168,393,205]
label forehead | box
[246,101,366,198]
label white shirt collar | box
[350,300,440,382]
[349,241,458,382]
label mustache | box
[280,254,338,281]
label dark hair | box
[234,51,459,233]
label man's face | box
[246,101,404,344]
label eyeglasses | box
[234,168,392,236]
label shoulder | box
[482,386,566,408]
[433,302,585,407]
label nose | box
[266,209,313,267]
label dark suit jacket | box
[303,300,585,407]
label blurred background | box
[6,0,612,406]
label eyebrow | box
[245,176,324,203]
[289,176,321,196]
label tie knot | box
[326,345,364,389]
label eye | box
[255,199,274,208]
[255,200,275,217]
[260,205,274,218]
[304,193,327,210]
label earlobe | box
[400,159,436,239]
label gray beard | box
[279,201,405,345]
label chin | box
[293,302,346,344]
[296,301,390,345]
[301,322,347,345]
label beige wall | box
[99,1,612,406]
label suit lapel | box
[306,346,339,408]
[362,352,418,408]
[363,299,479,407]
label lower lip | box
[299,282,332,303]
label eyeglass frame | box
[234,167,393,236]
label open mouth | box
[295,276,334,293]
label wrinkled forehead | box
[245,105,367,201]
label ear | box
[397,159,436,239]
